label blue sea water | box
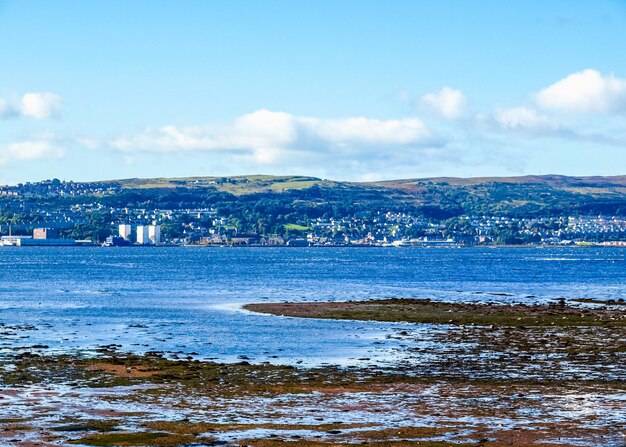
[0,246,624,366]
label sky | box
[1,0,625,184]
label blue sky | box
[1,0,625,184]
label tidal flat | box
[244,298,626,327]
[1,299,625,447]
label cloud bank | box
[100,70,626,177]
[106,110,447,179]
[3,69,625,179]
[113,109,439,163]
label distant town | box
[1,176,625,247]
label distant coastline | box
[1,175,625,248]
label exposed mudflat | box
[2,297,625,447]
[244,298,626,327]
[0,351,625,447]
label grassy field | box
[284,223,310,231]
[115,175,336,195]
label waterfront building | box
[148,225,161,244]
[136,225,150,245]
[118,224,132,241]
[33,228,60,239]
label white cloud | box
[21,92,62,119]
[494,107,552,131]
[3,140,65,162]
[109,110,445,177]
[420,87,467,119]
[536,69,626,113]
[302,116,430,145]
[112,109,437,156]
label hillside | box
[373,175,626,188]
[79,173,626,221]
[106,173,626,216]
[362,175,626,217]
[10,174,626,218]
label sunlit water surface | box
[0,246,624,366]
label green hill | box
[78,174,626,217]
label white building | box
[118,224,132,241]
[148,225,161,244]
[136,225,150,245]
